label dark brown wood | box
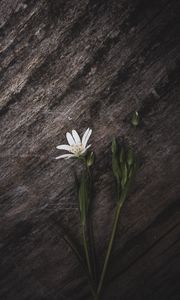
[0,0,180,299]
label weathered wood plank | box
[0,0,180,299]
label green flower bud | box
[86,151,95,167]
[131,111,140,127]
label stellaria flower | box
[56,128,92,159]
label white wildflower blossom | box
[56,128,92,159]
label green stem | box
[63,234,98,299]
[82,223,99,299]
[82,223,93,278]
[97,191,127,296]
[86,166,98,286]
[88,218,98,286]
[80,156,99,299]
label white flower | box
[56,128,92,159]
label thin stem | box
[79,155,99,299]
[82,223,93,278]
[63,234,98,299]
[82,160,96,281]
[86,165,98,286]
[88,218,98,286]
[97,192,127,296]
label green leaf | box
[78,174,89,224]
[112,155,121,178]
[121,162,128,188]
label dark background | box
[0,0,180,299]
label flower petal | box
[85,144,91,151]
[72,130,81,144]
[66,132,75,145]
[55,154,75,159]
[81,144,91,154]
[56,144,72,151]
[82,128,90,145]
[83,128,92,147]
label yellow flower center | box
[70,144,85,156]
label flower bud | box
[131,111,140,127]
[86,151,95,167]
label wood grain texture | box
[0,0,180,299]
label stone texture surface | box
[0,0,180,299]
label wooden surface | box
[0,0,180,299]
